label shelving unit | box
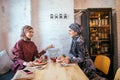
[81,8,114,79]
[81,8,113,58]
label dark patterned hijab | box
[69,23,83,35]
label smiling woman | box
[11,25,54,73]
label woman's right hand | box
[24,61,34,67]
[62,57,70,64]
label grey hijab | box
[69,23,83,35]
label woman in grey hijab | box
[64,23,107,80]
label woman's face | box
[25,29,34,39]
[68,28,77,37]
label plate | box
[35,65,47,70]
[60,63,69,67]
[33,62,47,66]
[56,59,63,63]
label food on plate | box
[56,54,67,63]
[33,61,47,66]
[50,57,57,62]
[62,54,66,58]
[33,57,47,66]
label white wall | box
[0,0,74,56]
[31,0,74,55]
[0,0,115,56]
[0,0,31,54]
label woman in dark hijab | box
[64,23,107,80]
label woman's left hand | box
[44,44,54,51]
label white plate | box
[60,63,69,67]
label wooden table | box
[12,61,89,80]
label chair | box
[94,55,111,76]
[114,68,120,80]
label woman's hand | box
[23,61,34,67]
[44,44,54,51]
[63,57,70,64]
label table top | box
[12,61,89,80]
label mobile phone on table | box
[23,70,33,74]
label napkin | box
[11,69,34,80]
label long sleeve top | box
[69,35,90,63]
[12,39,45,73]
[69,35,97,79]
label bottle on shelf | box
[98,29,102,40]
[101,29,105,40]
[104,18,108,26]
[101,19,105,26]
[104,28,108,39]
[95,19,99,26]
